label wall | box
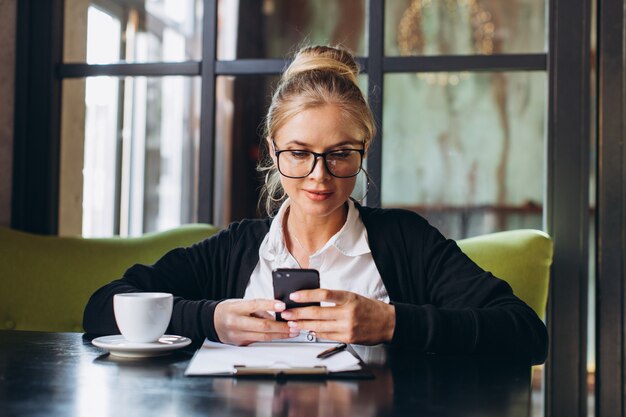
[0,0,16,227]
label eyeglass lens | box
[278,150,362,178]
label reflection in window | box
[64,0,202,64]
[217,0,367,60]
[214,75,277,225]
[382,72,546,239]
[82,75,200,238]
[79,6,200,238]
[82,7,121,237]
[386,0,547,56]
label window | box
[60,0,202,236]
[62,1,549,240]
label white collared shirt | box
[244,199,389,305]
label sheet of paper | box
[184,340,361,376]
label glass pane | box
[385,0,547,56]
[217,0,367,60]
[381,71,546,239]
[61,76,200,237]
[214,75,277,226]
[64,0,202,63]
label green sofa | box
[457,229,552,319]
[0,225,219,332]
[0,226,551,332]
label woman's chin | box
[291,198,346,219]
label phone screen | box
[272,268,320,321]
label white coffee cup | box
[113,293,173,343]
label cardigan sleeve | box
[363,208,548,364]
[82,223,252,342]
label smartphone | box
[272,268,320,321]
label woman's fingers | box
[228,330,294,346]
[233,314,289,334]
[215,294,395,346]
[290,288,350,305]
[230,298,286,314]
[287,319,341,335]
[251,310,274,320]
[304,332,347,343]
[280,305,337,321]
[283,293,396,345]
[214,299,291,345]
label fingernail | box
[287,321,298,328]
[289,332,300,338]
[274,302,285,311]
[289,293,300,301]
[282,311,293,319]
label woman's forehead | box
[274,105,363,144]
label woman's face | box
[271,104,365,222]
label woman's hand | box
[279,289,396,345]
[214,299,293,346]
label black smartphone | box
[272,268,320,321]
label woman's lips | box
[304,190,333,201]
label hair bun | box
[283,45,360,86]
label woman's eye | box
[288,151,310,159]
[329,151,351,159]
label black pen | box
[316,343,348,359]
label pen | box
[316,343,348,359]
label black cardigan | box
[83,205,548,364]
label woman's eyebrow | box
[281,139,362,149]
[280,140,310,148]
[329,140,363,148]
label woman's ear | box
[267,137,277,164]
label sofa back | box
[0,225,218,332]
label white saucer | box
[92,335,192,358]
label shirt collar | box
[259,200,291,263]
[259,199,370,262]
[327,199,370,256]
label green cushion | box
[0,224,218,332]
[457,229,553,319]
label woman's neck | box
[284,203,348,263]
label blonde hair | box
[258,45,376,215]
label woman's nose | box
[308,155,331,180]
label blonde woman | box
[84,45,548,363]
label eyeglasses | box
[272,140,364,179]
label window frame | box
[596,0,626,415]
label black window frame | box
[596,0,626,415]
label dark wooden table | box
[0,331,532,416]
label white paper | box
[184,340,361,376]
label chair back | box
[0,224,218,332]
[457,229,553,319]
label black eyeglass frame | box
[272,140,365,179]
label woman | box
[83,45,548,363]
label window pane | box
[381,72,546,239]
[61,76,200,237]
[64,0,202,63]
[385,0,547,56]
[217,0,368,60]
[214,75,277,225]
